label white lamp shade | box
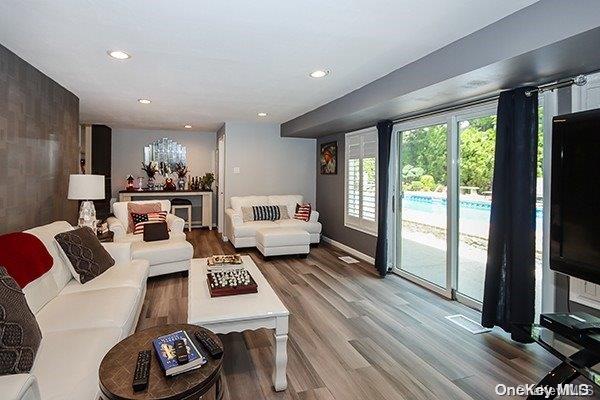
[68,174,105,200]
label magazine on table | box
[152,330,206,376]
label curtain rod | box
[525,74,587,97]
[391,74,588,125]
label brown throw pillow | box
[143,221,169,242]
[55,227,115,284]
[0,266,42,375]
[127,202,161,233]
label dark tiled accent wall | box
[0,44,79,233]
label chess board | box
[206,269,258,297]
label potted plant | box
[141,161,159,189]
[175,162,188,190]
[200,172,215,191]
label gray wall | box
[223,122,316,207]
[316,133,377,257]
[111,129,218,224]
[0,43,79,233]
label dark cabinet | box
[91,125,112,220]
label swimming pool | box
[403,193,543,223]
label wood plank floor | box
[135,230,592,399]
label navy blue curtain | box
[375,120,393,277]
[481,87,538,343]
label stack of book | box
[152,330,206,376]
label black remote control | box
[174,339,189,364]
[132,350,151,392]
[194,330,223,359]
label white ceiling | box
[0,0,537,132]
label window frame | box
[344,127,378,236]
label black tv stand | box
[519,313,600,399]
[542,311,600,331]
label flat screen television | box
[551,108,600,284]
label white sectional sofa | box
[224,195,322,249]
[0,221,149,400]
[108,200,194,276]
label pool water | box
[404,194,543,223]
[400,193,544,302]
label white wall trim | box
[322,236,375,264]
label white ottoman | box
[131,239,193,277]
[256,227,310,258]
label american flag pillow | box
[294,203,311,222]
[131,211,168,235]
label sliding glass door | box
[394,99,551,310]
[396,119,450,294]
[393,105,498,303]
[456,113,497,303]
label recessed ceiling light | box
[108,50,131,60]
[138,98,151,104]
[309,69,330,78]
[184,124,192,129]
[257,112,268,117]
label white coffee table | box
[187,256,289,391]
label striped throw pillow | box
[131,211,168,234]
[242,205,288,222]
[294,203,311,221]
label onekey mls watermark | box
[495,383,594,398]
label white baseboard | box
[322,236,374,264]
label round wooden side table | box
[99,324,223,400]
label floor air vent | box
[445,314,491,334]
[338,256,359,264]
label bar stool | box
[171,198,192,231]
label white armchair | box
[109,200,186,242]
[108,200,193,277]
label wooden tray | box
[206,273,258,297]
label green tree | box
[459,116,496,191]
[401,124,447,184]
[363,158,376,183]
[400,111,544,193]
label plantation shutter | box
[361,131,377,232]
[346,135,361,220]
[345,128,378,235]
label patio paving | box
[400,231,543,308]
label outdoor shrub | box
[409,181,424,191]
[419,175,436,191]
[402,164,424,181]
